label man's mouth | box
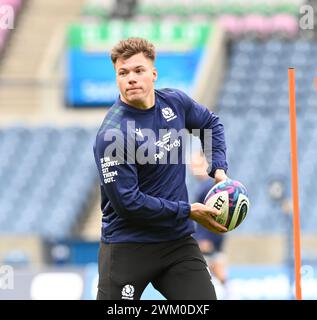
[127,88,141,92]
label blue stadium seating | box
[0,126,98,239]
[188,39,317,233]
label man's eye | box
[119,72,126,76]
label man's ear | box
[153,68,158,82]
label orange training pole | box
[288,68,302,300]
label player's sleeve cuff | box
[178,201,191,219]
[208,161,228,178]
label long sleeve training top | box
[93,88,228,243]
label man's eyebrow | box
[118,65,145,71]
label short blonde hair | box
[111,37,156,64]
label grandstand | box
[0,0,317,299]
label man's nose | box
[127,72,137,84]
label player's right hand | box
[189,203,227,234]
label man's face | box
[114,52,157,106]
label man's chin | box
[126,95,144,104]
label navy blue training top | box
[93,88,228,243]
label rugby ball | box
[204,179,249,232]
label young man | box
[93,37,228,300]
